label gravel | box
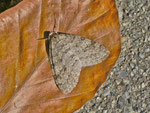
[75,0,150,113]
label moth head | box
[49,32,58,39]
[37,31,55,40]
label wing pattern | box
[47,33,109,93]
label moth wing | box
[47,33,109,94]
[72,36,110,67]
[49,34,82,94]
[60,34,109,67]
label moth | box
[39,31,110,94]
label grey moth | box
[41,31,110,94]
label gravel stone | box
[75,0,150,112]
[117,96,126,109]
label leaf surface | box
[0,0,121,112]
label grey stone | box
[123,106,134,113]
[145,48,150,52]
[102,89,110,97]
[139,53,145,59]
[148,37,150,41]
[119,71,128,77]
[117,96,126,109]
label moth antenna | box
[37,37,48,40]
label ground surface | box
[76,0,150,113]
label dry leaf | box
[0,0,121,112]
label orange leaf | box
[0,0,121,112]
